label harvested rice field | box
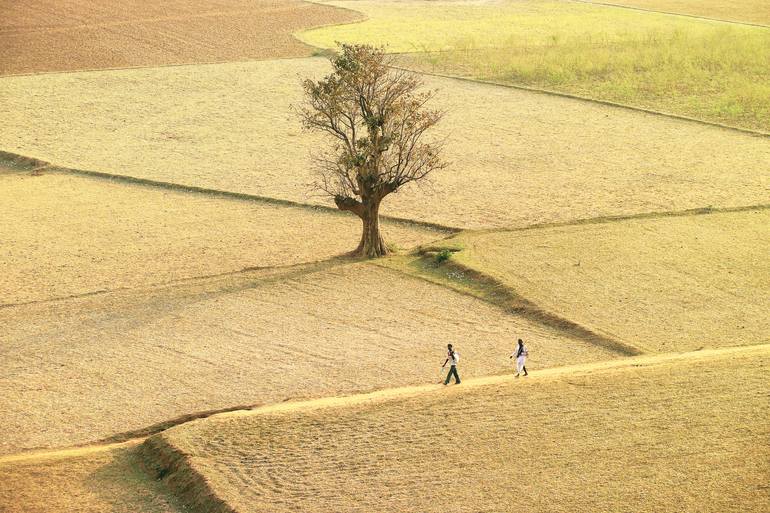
[585,0,770,25]
[149,345,770,513]
[0,0,361,75]
[2,1,768,511]
[0,443,182,513]
[0,169,441,305]
[0,261,618,454]
[2,58,768,230]
[448,209,770,353]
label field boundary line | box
[295,0,371,46]
[0,54,330,79]
[567,0,770,29]
[481,203,770,235]
[0,255,355,310]
[0,150,460,233]
[2,343,767,466]
[0,440,142,466]
[389,66,770,138]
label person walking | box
[442,343,461,385]
[510,338,529,377]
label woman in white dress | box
[510,338,529,377]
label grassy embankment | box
[301,0,770,131]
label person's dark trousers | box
[445,365,461,385]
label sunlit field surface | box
[448,209,770,353]
[148,346,770,513]
[2,59,768,230]
[301,0,770,130]
[0,256,617,453]
[2,1,768,511]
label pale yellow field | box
[300,0,770,130]
[450,209,770,353]
[151,346,770,513]
[0,258,618,454]
[586,0,770,25]
[300,0,728,51]
[0,170,440,305]
[0,443,182,513]
[1,59,768,230]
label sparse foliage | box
[299,44,446,257]
[435,249,452,265]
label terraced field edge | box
[141,435,238,513]
[384,254,643,356]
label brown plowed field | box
[2,58,768,230]
[0,259,618,454]
[156,346,770,513]
[0,0,361,75]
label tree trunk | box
[353,197,388,258]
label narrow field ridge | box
[569,0,770,28]
[0,255,350,310]
[201,344,770,419]
[3,343,766,468]
[0,440,142,466]
[484,202,770,234]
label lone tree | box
[299,44,446,258]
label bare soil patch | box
[0,171,439,305]
[0,0,361,75]
[450,209,770,352]
[1,58,767,230]
[151,346,770,513]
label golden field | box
[148,345,770,513]
[1,1,768,511]
[0,169,441,305]
[0,255,618,454]
[589,0,770,24]
[0,0,360,75]
[301,0,770,130]
[1,58,768,230]
[445,209,770,353]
